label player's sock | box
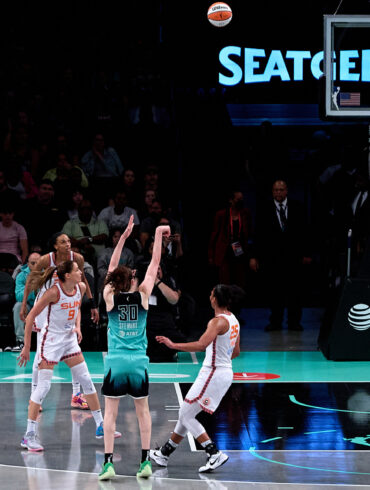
[27,419,38,434]
[202,441,219,455]
[92,409,104,427]
[104,453,113,464]
[141,449,150,462]
[161,438,178,456]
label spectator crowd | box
[0,18,370,358]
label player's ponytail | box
[28,260,76,291]
[28,266,57,292]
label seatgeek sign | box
[218,47,370,85]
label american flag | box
[339,92,361,106]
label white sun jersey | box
[33,251,75,331]
[43,282,82,334]
[202,312,240,368]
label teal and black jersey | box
[107,290,148,354]
[103,290,149,397]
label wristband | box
[88,298,97,309]
[156,280,162,287]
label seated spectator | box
[138,188,159,221]
[4,158,39,200]
[97,227,135,291]
[0,253,20,276]
[134,235,154,267]
[0,199,28,266]
[143,163,160,193]
[98,189,141,255]
[98,188,140,230]
[62,198,109,265]
[80,132,124,211]
[71,245,95,279]
[120,167,141,209]
[69,163,87,190]
[29,244,43,256]
[139,200,181,250]
[0,167,21,211]
[64,186,86,220]
[81,131,124,179]
[11,252,41,351]
[42,152,89,188]
[141,163,175,210]
[139,199,163,249]
[36,131,73,180]
[3,114,40,176]
[17,179,66,251]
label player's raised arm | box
[139,225,170,297]
[108,215,135,273]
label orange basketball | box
[207,2,232,27]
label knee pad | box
[173,420,187,438]
[30,369,53,405]
[179,401,205,439]
[71,362,96,395]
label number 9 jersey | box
[44,282,82,334]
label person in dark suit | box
[250,180,312,331]
[338,169,370,278]
[208,190,253,290]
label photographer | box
[136,253,187,362]
[159,217,184,282]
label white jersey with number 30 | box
[203,312,240,369]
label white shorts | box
[184,365,233,414]
[38,329,81,365]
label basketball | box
[207,2,232,27]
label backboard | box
[324,15,370,119]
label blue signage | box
[219,47,370,85]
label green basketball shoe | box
[136,460,152,478]
[98,462,116,480]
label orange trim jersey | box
[48,251,74,268]
[203,312,240,368]
[33,251,74,331]
[43,282,82,334]
[183,312,239,414]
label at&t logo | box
[348,304,370,331]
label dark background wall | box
[0,0,369,305]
